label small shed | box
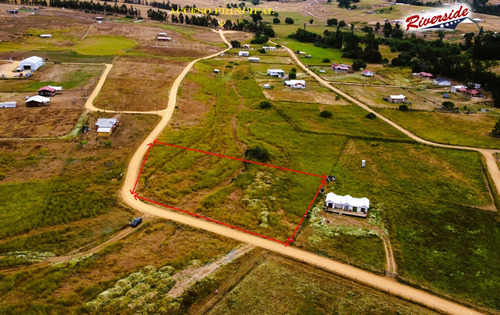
[157,36,171,41]
[384,94,407,103]
[158,32,167,36]
[264,84,271,89]
[95,118,119,136]
[40,34,52,38]
[38,86,56,97]
[248,57,259,62]
[262,46,276,51]
[267,69,285,77]
[332,64,350,72]
[25,95,50,107]
[284,80,306,89]
[238,51,250,57]
[0,101,17,108]
[305,55,312,58]
[214,69,220,73]
[242,44,250,49]
[48,85,63,94]
[434,78,451,86]
[19,56,44,71]
[7,9,19,14]
[451,85,466,93]
[362,70,374,77]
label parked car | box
[130,217,142,228]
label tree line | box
[49,0,140,18]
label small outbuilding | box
[48,85,63,94]
[267,69,285,77]
[158,32,167,36]
[40,34,52,38]
[384,94,407,103]
[238,51,250,57]
[19,56,44,71]
[214,69,220,73]
[262,46,276,51]
[157,36,171,41]
[332,64,350,72]
[418,72,433,78]
[7,9,19,14]
[95,118,119,136]
[284,80,306,89]
[38,86,56,97]
[362,70,374,77]
[242,44,250,49]
[0,101,17,108]
[248,57,259,62]
[450,85,466,93]
[325,192,370,217]
[443,93,450,99]
[434,78,451,86]
[25,95,50,107]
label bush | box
[442,101,455,111]
[352,59,367,71]
[319,110,333,118]
[322,58,331,63]
[230,40,241,48]
[245,146,270,162]
[399,104,409,111]
[250,35,269,44]
[338,20,346,27]
[273,17,280,24]
[285,17,294,24]
[366,112,376,119]
[259,101,272,109]
[492,119,500,137]
[288,72,297,79]
[258,48,266,53]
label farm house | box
[238,51,249,57]
[267,69,285,77]
[25,95,50,107]
[95,118,119,136]
[325,192,370,217]
[18,56,44,71]
[38,86,56,97]
[451,85,466,93]
[284,80,306,89]
[384,94,407,103]
[332,64,350,72]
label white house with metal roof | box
[267,69,285,77]
[325,192,369,217]
[95,118,119,136]
[284,80,306,89]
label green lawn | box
[73,36,138,56]
[375,108,500,149]
[276,39,354,65]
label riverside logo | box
[404,5,480,32]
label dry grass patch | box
[95,57,187,111]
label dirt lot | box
[95,57,188,111]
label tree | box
[258,48,266,53]
[251,0,259,5]
[322,58,331,63]
[230,40,241,48]
[259,101,272,109]
[320,110,333,118]
[366,112,376,119]
[309,19,314,24]
[327,18,338,26]
[288,72,297,79]
[273,17,280,24]
[352,59,366,71]
[375,22,381,32]
[338,20,346,27]
[442,101,456,111]
[492,119,500,137]
[285,17,294,24]
[399,104,409,111]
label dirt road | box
[83,30,483,314]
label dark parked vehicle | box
[130,217,142,228]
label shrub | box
[285,17,294,24]
[322,58,331,63]
[230,40,241,48]
[352,59,367,71]
[319,110,333,118]
[250,35,269,44]
[492,119,500,137]
[339,20,346,27]
[399,104,409,111]
[288,72,297,79]
[103,141,112,147]
[245,146,270,162]
[442,101,455,110]
[366,112,376,119]
[273,17,280,24]
[259,101,272,109]
[258,48,266,53]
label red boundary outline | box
[130,140,326,247]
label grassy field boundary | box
[481,153,500,210]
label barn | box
[25,95,50,107]
[19,56,44,71]
[38,86,56,97]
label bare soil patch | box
[95,57,187,111]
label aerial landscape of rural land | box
[1,0,500,313]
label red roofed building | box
[419,72,433,78]
[38,86,56,97]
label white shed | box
[267,69,285,77]
[284,80,306,89]
[433,78,451,86]
[262,46,276,51]
[40,34,52,38]
[238,51,250,57]
[450,85,466,93]
[19,56,44,71]
[325,192,369,217]
[248,57,260,62]
[0,101,17,108]
[95,118,119,136]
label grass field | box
[73,36,138,56]
[208,254,438,314]
[375,108,500,149]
